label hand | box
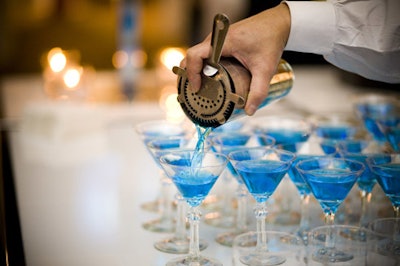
[181,3,291,115]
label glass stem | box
[220,173,233,217]
[188,206,201,260]
[255,201,268,253]
[324,212,335,249]
[393,205,400,219]
[160,172,173,227]
[236,184,248,232]
[359,190,372,228]
[299,194,310,231]
[174,193,187,240]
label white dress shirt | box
[285,0,400,84]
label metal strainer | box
[173,14,245,128]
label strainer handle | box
[208,13,230,68]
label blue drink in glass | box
[296,157,364,263]
[160,150,228,266]
[368,154,400,218]
[229,147,295,266]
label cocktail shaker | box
[173,13,294,128]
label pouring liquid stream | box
[190,125,213,174]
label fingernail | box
[246,105,257,116]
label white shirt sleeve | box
[284,0,400,84]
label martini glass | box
[311,112,362,142]
[367,154,400,218]
[284,139,337,242]
[200,120,246,220]
[374,111,400,153]
[353,94,400,144]
[228,147,295,265]
[251,114,312,152]
[367,217,400,263]
[146,136,208,254]
[251,115,312,226]
[159,150,228,266]
[211,132,275,247]
[337,139,383,227]
[296,157,365,263]
[135,120,194,232]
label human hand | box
[181,3,291,115]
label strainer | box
[173,14,245,128]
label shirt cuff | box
[284,1,336,55]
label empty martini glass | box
[367,217,400,263]
[229,147,295,265]
[211,132,275,247]
[367,154,400,218]
[146,136,208,254]
[159,150,228,266]
[296,157,365,263]
[135,120,194,232]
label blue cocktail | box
[337,139,382,227]
[251,115,312,153]
[147,136,208,254]
[296,157,364,263]
[211,132,275,247]
[229,147,295,266]
[367,154,400,218]
[135,120,194,232]
[311,112,361,141]
[354,94,400,143]
[160,150,228,266]
[285,139,337,241]
[375,113,400,152]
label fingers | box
[245,69,273,116]
[182,42,211,92]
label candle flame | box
[160,48,185,71]
[63,68,81,89]
[48,47,67,73]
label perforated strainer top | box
[174,64,242,128]
[173,13,245,128]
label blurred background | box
[0,1,397,265]
[0,0,328,76]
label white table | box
[1,65,395,265]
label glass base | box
[215,230,247,247]
[240,254,286,266]
[312,247,354,263]
[293,226,310,245]
[154,237,208,254]
[204,211,235,228]
[142,218,175,233]
[140,200,159,213]
[166,255,222,266]
[267,211,300,226]
[376,239,400,257]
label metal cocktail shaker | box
[173,13,294,128]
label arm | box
[182,0,400,117]
[182,3,291,116]
[286,0,400,84]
